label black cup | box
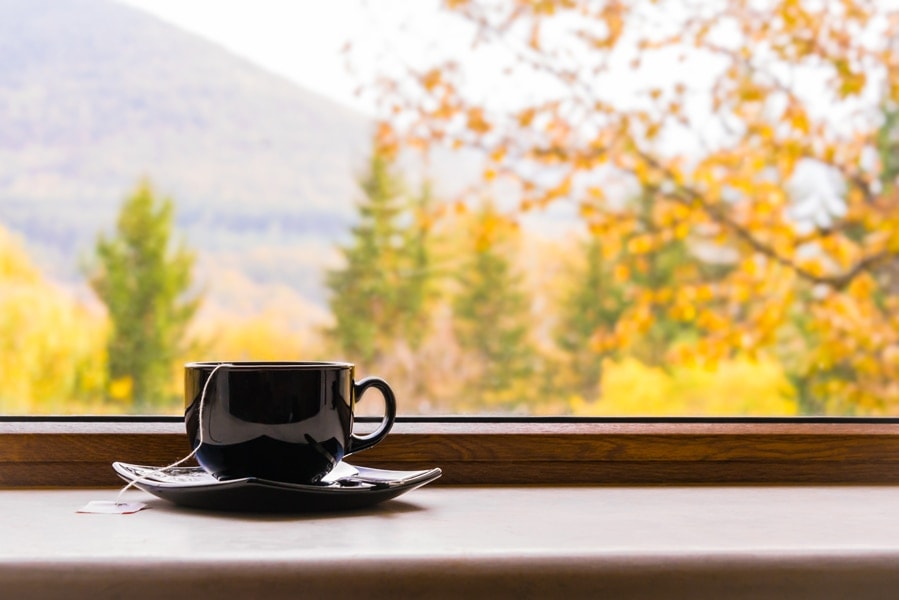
[184,361,397,484]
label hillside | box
[0,0,376,321]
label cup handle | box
[347,376,397,455]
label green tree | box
[554,190,711,408]
[452,202,537,410]
[326,148,434,363]
[622,192,708,367]
[88,181,199,411]
[399,181,436,351]
[876,102,899,192]
[554,232,626,404]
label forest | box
[2,0,898,417]
[0,164,796,416]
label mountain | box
[0,0,377,325]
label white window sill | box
[2,485,899,598]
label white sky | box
[115,0,591,118]
[113,1,841,134]
[111,1,766,123]
[116,0,458,115]
[114,0,890,188]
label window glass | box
[1,0,895,417]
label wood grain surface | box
[2,421,899,487]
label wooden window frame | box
[2,417,899,487]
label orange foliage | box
[372,0,899,413]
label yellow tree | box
[369,0,899,414]
[0,226,107,413]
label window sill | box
[3,419,899,486]
[2,485,899,598]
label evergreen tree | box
[88,181,199,411]
[396,180,436,351]
[554,232,626,403]
[326,149,433,363]
[554,191,706,407]
[452,202,537,409]
[623,192,703,367]
[876,102,899,190]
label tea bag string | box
[114,363,229,505]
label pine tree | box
[623,192,703,367]
[88,181,199,411]
[451,202,537,410]
[326,149,433,364]
[554,192,705,406]
[554,232,626,403]
[398,181,436,350]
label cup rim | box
[185,361,354,370]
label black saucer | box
[112,461,442,512]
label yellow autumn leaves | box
[0,226,319,414]
[0,228,107,413]
[367,0,899,413]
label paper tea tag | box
[77,500,149,514]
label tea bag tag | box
[76,363,231,515]
[77,500,149,514]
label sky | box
[113,0,880,213]
[115,0,576,118]
[112,1,786,142]
[112,1,749,122]
[116,0,457,115]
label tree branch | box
[640,153,892,290]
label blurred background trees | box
[87,181,199,411]
[0,227,106,413]
[450,202,540,411]
[368,0,899,415]
[8,0,899,416]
